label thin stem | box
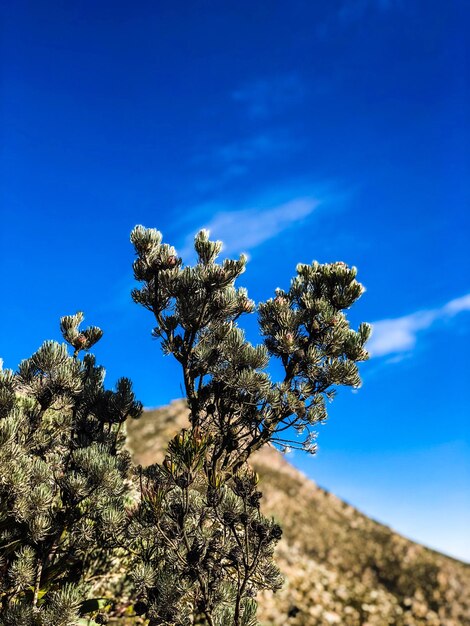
[32,559,43,609]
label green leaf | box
[79,597,112,614]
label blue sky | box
[1,1,469,560]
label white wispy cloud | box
[179,196,320,259]
[368,294,470,358]
[368,312,435,357]
[443,293,470,316]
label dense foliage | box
[127,227,369,625]
[0,226,369,625]
[0,313,141,625]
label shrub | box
[0,313,141,625]
[126,227,369,626]
[0,227,368,626]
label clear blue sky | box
[1,1,469,560]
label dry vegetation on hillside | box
[126,401,470,626]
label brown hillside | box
[127,402,470,626]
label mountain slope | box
[127,401,470,626]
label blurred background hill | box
[127,402,470,626]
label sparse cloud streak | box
[180,197,320,259]
[368,294,470,358]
